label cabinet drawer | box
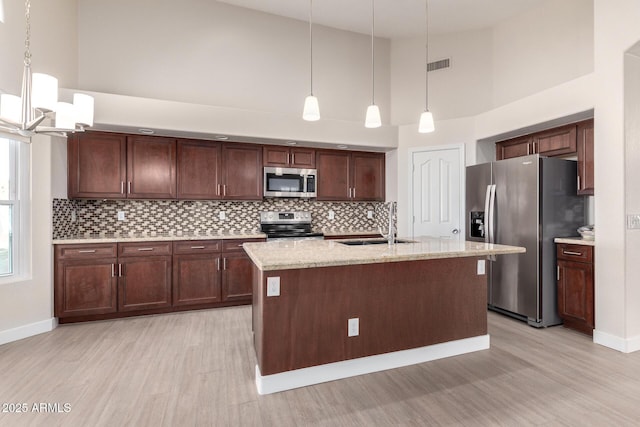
[557,244,593,263]
[222,238,265,253]
[55,244,118,260]
[173,240,222,254]
[118,242,172,257]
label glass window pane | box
[0,139,9,200]
[0,204,11,275]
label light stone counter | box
[244,236,525,271]
[554,237,595,246]
[53,231,267,245]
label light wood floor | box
[2,307,640,427]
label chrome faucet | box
[379,202,396,245]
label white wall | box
[491,0,593,107]
[77,0,390,125]
[391,29,493,124]
[0,1,76,342]
[592,0,640,352]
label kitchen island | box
[243,237,525,394]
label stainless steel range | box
[260,211,324,241]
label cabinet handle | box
[121,181,124,194]
[557,266,560,281]
[577,175,581,190]
[137,247,155,251]
[353,188,356,199]
[78,249,96,253]
[190,246,205,249]
[216,258,220,271]
[118,264,122,277]
[527,143,531,155]
[127,181,131,194]
[287,153,290,164]
[223,258,227,270]
[291,153,295,165]
[112,264,115,277]
[224,185,227,196]
[562,250,582,256]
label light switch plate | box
[328,210,335,220]
[367,210,374,219]
[219,211,226,220]
[117,211,125,221]
[627,214,640,229]
[267,277,280,297]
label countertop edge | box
[53,233,267,245]
[554,237,595,246]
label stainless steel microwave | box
[263,167,317,198]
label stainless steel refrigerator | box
[466,154,586,327]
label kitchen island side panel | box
[253,257,487,376]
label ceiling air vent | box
[427,58,451,72]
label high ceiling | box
[217,0,542,39]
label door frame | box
[408,144,466,239]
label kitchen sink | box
[338,239,416,246]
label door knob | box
[452,229,460,234]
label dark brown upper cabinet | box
[577,119,594,195]
[316,150,385,201]
[221,143,263,200]
[177,139,222,200]
[127,135,177,199]
[263,146,316,168]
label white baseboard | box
[256,334,490,395]
[593,329,640,353]
[0,318,57,346]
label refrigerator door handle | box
[484,185,492,243]
[488,184,497,261]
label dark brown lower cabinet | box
[55,238,264,323]
[557,243,594,335]
[172,240,222,306]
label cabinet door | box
[533,124,577,157]
[127,136,177,199]
[222,143,263,200]
[577,120,594,195]
[177,139,222,199]
[119,256,172,311]
[222,253,253,302]
[55,259,118,317]
[352,152,385,201]
[557,259,594,333]
[316,150,350,201]
[68,132,127,199]
[263,146,290,167]
[290,148,316,168]
[495,137,532,160]
[173,254,222,306]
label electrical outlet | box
[367,210,374,219]
[348,318,359,337]
[267,277,280,297]
[219,211,226,220]
[117,211,125,221]
[71,210,77,223]
[328,210,335,220]
[477,259,486,275]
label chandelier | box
[0,0,94,138]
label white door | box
[411,147,463,239]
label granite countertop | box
[243,236,526,271]
[52,231,267,245]
[554,237,595,247]
[322,229,381,237]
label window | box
[0,137,18,277]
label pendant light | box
[0,0,94,138]
[418,0,435,133]
[365,0,381,128]
[302,0,320,121]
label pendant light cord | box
[424,0,429,111]
[24,0,32,66]
[309,0,314,95]
[371,0,375,105]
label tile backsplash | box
[53,198,396,239]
